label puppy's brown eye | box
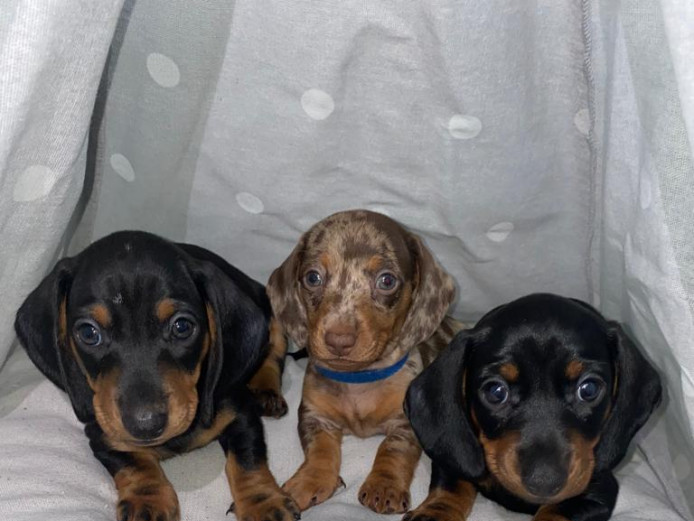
[172,317,195,339]
[376,272,398,292]
[76,321,102,346]
[481,379,509,406]
[577,377,604,402]
[304,270,323,288]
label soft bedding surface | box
[0,349,687,521]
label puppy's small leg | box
[533,471,618,521]
[219,402,299,521]
[283,407,344,511]
[403,463,476,521]
[87,423,179,521]
[248,318,289,418]
[359,422,421,514]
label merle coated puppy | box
[404,293,662,521]
[15,231,299,521]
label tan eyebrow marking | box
[156,298,177,322]
[90,304,112,328]
[499,363,519,383]
[565,360,585,380]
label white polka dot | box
[448,114,482,139]
[486,222,514,242]
[110,153,135,182]
[640,177,652,210]
[13,165,59,202]
[236,192,264,214]
[674,453,692,481]
[146,53,180,88]
[301,89,335,120]
[574,108,590,136]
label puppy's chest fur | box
[304,317,465,438]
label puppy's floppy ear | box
[191,260,270,426]
[266,235,309,348]
[405,328,486,479]
[396,233,456,349]
[594,322,662,471]
[14,258,94,422]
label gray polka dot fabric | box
[1,0,693,519]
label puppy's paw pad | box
[358,477,410,514]
[251,389,289,418]
[117,485,180,521]
[282,472,343,511]
[232,491,301,521]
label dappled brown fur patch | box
[358,428,421,513]
[283,429,344,511]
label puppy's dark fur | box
[404,293,662,521]
[15,231,299,521]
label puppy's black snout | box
[518,441,568,499]
[521,461,566,498]
[123,405,168,440]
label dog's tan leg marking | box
[359,424,421,514]
[114,451,179,521]
[225,454,299,521]
[403,480,477,521]
[283,429,344,511]
[248,318,289,418]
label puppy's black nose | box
[122,406,168,441]
[521,461,566,498]
[324,330,357,356]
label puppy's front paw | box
[229,489,300,521]
[359,474,410,514]
[402,498,468,521]
[251,388,289,418]
[282,469,345,511]
[117,482,180,521]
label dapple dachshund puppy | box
[405,293,662,521]
[14,231,299,521]
[266,209,463,514]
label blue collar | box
[314,354,409,384]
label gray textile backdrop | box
[0,1,693,520]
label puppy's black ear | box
[405,328,486,480]
[14,258,94,422]
[595,322,662,470]
[191,260,270,426]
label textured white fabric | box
[0,0,125,365]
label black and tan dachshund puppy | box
[14,231,299,521]
[404,293,661,521]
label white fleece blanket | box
[0,349,687,521]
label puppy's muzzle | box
[517,436,570,499]
[119,385,168,441]
[324,327,357,357]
